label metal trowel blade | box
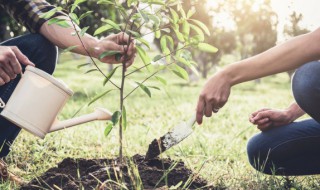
[145,113,196,160]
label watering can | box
[0,66,112,139]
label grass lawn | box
[2,53,320,189]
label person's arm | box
[39,16,136,67]
[196,28,320,124]
[249,102,305,131]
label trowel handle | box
[186,112,197,128]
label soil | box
[145,138,166,160]
[20,154,216,190]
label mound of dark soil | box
[20,154,215,190]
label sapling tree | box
[45,0,218,161]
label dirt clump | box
[20,154,215,190]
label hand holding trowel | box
[145,113,197,160]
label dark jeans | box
[0,34,57,158]
[247,61,320,175]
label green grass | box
[3,53,320,189]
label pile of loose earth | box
[20,154,215,189]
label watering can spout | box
[49,108,112,132]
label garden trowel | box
[145,113,197,160]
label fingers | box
[117,32,130,44]
[11,46,34,67]
[204,102,213,117]
[196,95,205,124]
[0,67,10,83]
[251,108,270,117]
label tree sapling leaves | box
[94,25,113,36]
[198,43,218,53]
[102,19,121,31]
[80,26,90,36]
[99,51,121,60]
[77,62,91,69]
[136,46,151,66]
[112,111,121,126]
[189,19,210,36]
[172,65,189,81]
[85,69,98,74]
[104,123,113,137]
[155,76,167,85]
[88,89,114,106]
[135,82,151,98]
[103,66,120,86]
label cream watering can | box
[0,66,112,139]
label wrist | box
[84,36,100,58]
[221,64,241,86]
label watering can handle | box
[0,71,24,109]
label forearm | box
[224,28,320,86]
[39,16,99,57]
[285,102,305,122]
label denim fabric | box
[247,61,320,175]
[0,34,57,157]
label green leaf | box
[128,30,141,38]
[155,29,161,39]
[165,35,174,50]
[160,36,167,53]
[102,19,121,31]
[190,24,204,41]
[189,19,210,36]
[170,8,179,23]
[172,65,189,81]
[62,45,78,53]
[136,82,151,98]
[97,0,114,5]
[104,123,113,137]
[187,9,196,18]
[136,46,151,66]
[137,38,150,49]
[155,76,167,85]
[103,66,120,86]
[149,15,160,28]
[173,28,185,42]
[198,43,218,53]
[112,111,121,126]
[80,26,89,36]
[71,0,86,12]
[99,51,121,60]
[182,20,190,36]
[122,106,127,131]
[148,86,161,90]
[69,13,79,25]
[77,62,91,69]
[148,0,165,5]
[153,55,163,62]
[48,18,70,28]
[179,8,187,19]
[79,11,93,20]
[88,89,113,106]
[94,25,113,36]
[40,8,59,19]
[139,10,149,23]
[85,69,98,74]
